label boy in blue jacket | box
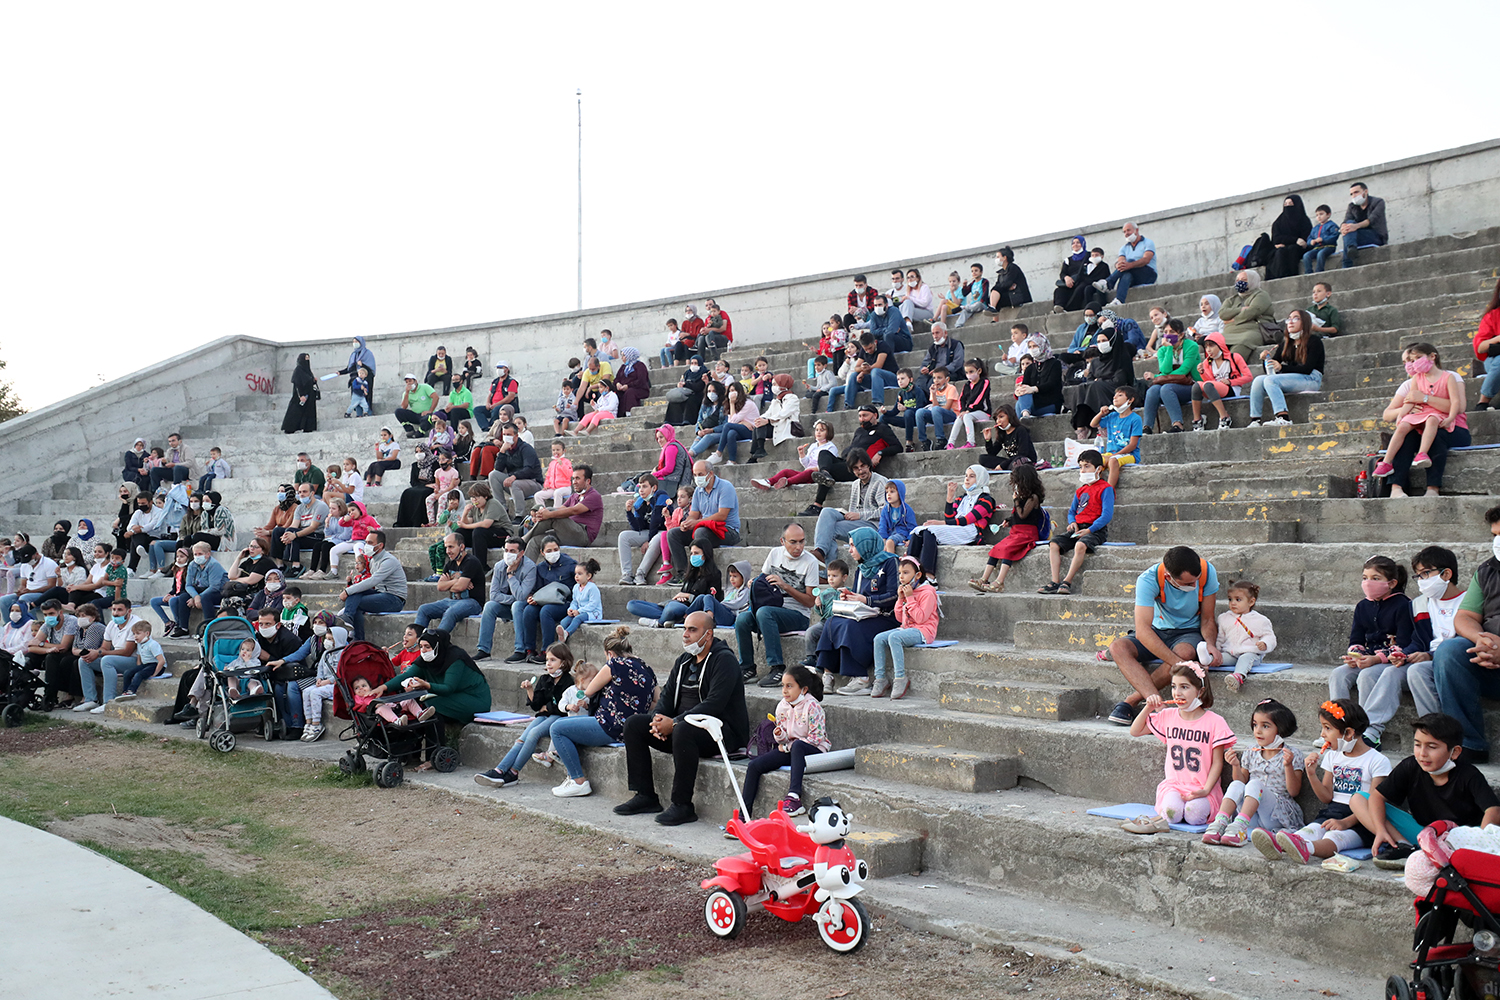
[879,480,918,554]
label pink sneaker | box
[1419,820,1458,867]
[959,443,975,449]
[656,571,673,585]
[1223,672,1246,692]
[1411,451,1433,469]
[1372,460,1395,477]
[945,444,957,450]
[1275,830,1314,865]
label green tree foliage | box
[0,351,26,422]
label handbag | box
[831,599,880,620]
[531,582,571,605]
[790,420,806,438]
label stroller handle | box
[684,714,723,741]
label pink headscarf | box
[653,424,682,479]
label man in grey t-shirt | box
[735,523,820,687]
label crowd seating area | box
[5,212,1500,976]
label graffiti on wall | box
[244,372,276,395]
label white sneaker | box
[1269,415,1293,426]
[751,479,771,490]
[707,453,723,466]
[1246,418,1263,428]
[89,704,108,714]
[73,701,98,712]
[1093,279,1108,292]
[722,460,736,467]
[638,617,661,628]
[1105,298,1123,308]
[552,778,592,797]
[114,691,137,701]
[144,571,163,580]
[837,677,872,696]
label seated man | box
[414,533,486,634]
[273,483,328,579]
[665,461,741,583]
[522,464,603,562]
[1340,181,1388,269]
[148,433,193,492]
[811,451,888,565]
[394,373,440,434]
[170,540,227,637]
[1433,505,1500,763]
[613,611,748,826]
[736,523,820,686]
[1104,222,1158,306]
[475,537,536,663]
[1105,545,1221,726]
[339,531,407,641]
[77,598,144,712]
[250,607,315,734]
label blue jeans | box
[1434,635,1500,752]
[1143,382,1195,428]
[872,627,925,680]
[515,602,548,654]
[1105,264,1156,303]
[685,593,739,627]
[150,595,177,626]
[148,465,191,493]
[1302,244,1337,273]
[659,347,674,368]
[548,715,616,779]
[539,603,575,643]
[473,404,499,431]
[814,508,877,562]
[828,368,896,411]
[347,391,370,417]
[1482,355,1500,400]
[497,715,560,775]
[343,591,404,640]
[1247,371,1322,418]
[198,474,217,493]
[717,422,753,462]
[276,681,305,728]
[478,600,519,654]
[169,590,222,632]
[735,606,809,671]
[880,407,917,442]
[121,659,159,695]
[914,405,956,443]
[1342,227,1386,268]
[689,430,722,456]
[0,593,43,619]
[148,539,178,572]
[1014,395,1057,418]
[79,655,130,704]
[415,597,483,633]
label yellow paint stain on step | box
[1268,442,1296,454]
[1314,440,1340,451]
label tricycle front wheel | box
[817,897,869,953]
[704,889,745,939]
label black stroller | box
[0,650,44,727]
[332,640,457,788]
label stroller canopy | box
[333,640,394,720]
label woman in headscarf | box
[905,465,998,585]
[648,424,692,496]
[1051,236,1091,313]
[282,353,319,434]
[747,374,799,463]
[112,483,139,553]
[1079,319,1136,412]
[339,336,377,411]
[123,438,149,489]
[614,347,652,417]
[1014,334,1064,419]
[1267,194,1313,281]
[987,247,1033,315]
[1194,294,1225,340]
[816,526,901,695]
[1220,269,1275,360]
[372,628,492,764]
[41,520,73,562]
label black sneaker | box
[473,768,517,788]
[655,803,699,826]
[1364,733,1381,751]
[1374,843,1415,870]
[741,666,759,684]
[473,650,491,661]
[798,504,822,517]
[758,668,785,688]
[811,470,836,488]
[526,653,546,665]
[504,651,529,663]
[613,793,663,816]
[1107,701,1141,726]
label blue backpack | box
[1037,507,1053,543]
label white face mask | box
[502,551,519,567]
[694,475,710,489]
[1114,402,1130,415]
[1078,470,1097,485]
[1263,735,1286,750]
[906,278,917,288]
[420,648,437,662]
[258,625,278,638]
[8,611,20,623]
[1352,194,1367,206]
[1417,574,1449,601]
[683,637,708,656]
[1027,347,1043,359]
[873,305,886,316]
[1491,535,1500,562]
[1097,339,1114,355]
[266,580,282,592]
[1180,696,1203,713]
[544,550,561,565]
[1429,757,1458,775]
[324,637,337,650]
[1336,735,1357,754]
[190,502,201,510]
[312,624,327,636]
[1288,330,1302,341]
[203,502,215,511]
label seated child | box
[1257,699,1391,864]
[279,586,310,637]
[1327,555,1415,716]
[116,620,167,699]
[473,643,577,787]
[878,480,917,555]
[225,639,265,700]
[553,380,578,436]
[740,666,830,818]
[1088,385,1142,489]
[652,487,693,584]
[1037,450,1113,595]
[871,555,938,700]
[1352,712,1500,870]
[534,440,574,511]
[1122,662,1234,833]
[389,624,422,671]
[660,319,681,369]
[427,491,465,574]
[299,642,339,741]
[1202,580,1277,692]
[804,559,849,672]
[804,355,838,413]
[878,369,921,447]
[971,463,1045,593]
[1203,698,1303,847]
[351,675,432,726]
[554,559,602,642]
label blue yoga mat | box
[472,711,532,725]
[1100,542,1137,547]
[1451,444,1500,452]
[915,640,958,648]
[1086,802,1210,834]
[1207,661,1294,674]
[582,619,621,625]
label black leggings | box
[907,530,948,577]
[44,651,82,705]
[185,533,221,550]
[742,740,822,815]
[813,450,856,505]
[366,459,401,484]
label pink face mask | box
[1404,355,1435,377]
[1361,578,1391,601]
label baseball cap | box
[403,373,418,380]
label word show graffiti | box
[245,371,276,395]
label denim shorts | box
[1125,626,1205,665]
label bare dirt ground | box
[3,726,1193,1000]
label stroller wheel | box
[209,730,236,754]
[1386,976,1413,1000]
[431,746,460,773]
[1415,975,1445,1000]
[374,760,404,788]
[2,704,24,728]
[338,751,365,775]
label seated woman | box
[1190,332,1251,431]
[754,420,837,490]
[647,424,693,498]
[817,527,900,697]
[1220,270,1275,360]
[123,438,149,489]
[625,540,742,628]
[369,628,492,768]
[1141,319,1202,434]
[1376,341,1470,498]
[1246,310,1325,428]
[661,356,708,427]
[710,382,759,466]
[748,374,799,464]
[1075,323,1135,414]
[686,382,727,458]
[1050,236,1091,313]
[987,247,1032,314]
[980,404,1037,471]
[1014,335,1063,419]
[906,465,997,586]
[546,626,659,797]
[614,348,652,418]
[514,536,577,665]
[1266,194,1312,281]
[365,426,402,486]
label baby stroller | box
[196,613,282,752]
[0,650,43,727]
[332,640,457,788]
[1388,848,1500,999]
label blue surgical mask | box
[689,554,705,568]
[44,615,58,626]
[276,492,287,502]
[112,615,126,625]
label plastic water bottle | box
[1354,469,1370,499]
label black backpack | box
[1243,233,1274,269]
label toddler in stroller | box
[333,639,457,788]
[351,676,434,726]
[225,640,265,699]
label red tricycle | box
[686,713,871,953]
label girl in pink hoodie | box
[323,500,382,577]
[871,555,939,700]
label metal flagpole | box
[576,88,582,311]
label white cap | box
[403,373,418,381]
[495,361,510,369]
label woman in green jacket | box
[1141,319,1202,433]
[374,628,491,765]
[1219,269,1275,360]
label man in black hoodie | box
[614,611,748,826]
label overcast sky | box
[4,0,1494,410]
